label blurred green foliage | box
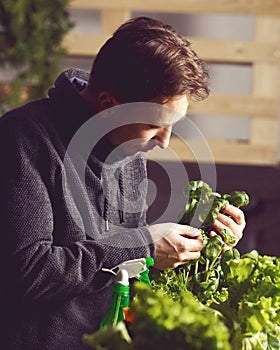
[0,0,73,110]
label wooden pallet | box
[2,1,279,165]
[65,0,280,165]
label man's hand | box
[148,223,203,270]
[212,204,246,246]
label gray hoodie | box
[0,69,154,349]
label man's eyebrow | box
[159,116,186,129]
[150,113,187,128]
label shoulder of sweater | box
[0,98,53,136]
[0,98,58,157]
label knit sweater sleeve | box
[0,112,155,303]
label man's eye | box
[147,124,158,129]
[147,124,159,129]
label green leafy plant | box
[0,0,73,109]
[176,180,250,304]
[83,181,280,350]
[151,181,280,349]
[152,250,280,350]
[83,283,232,350]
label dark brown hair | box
[88,16,209,103]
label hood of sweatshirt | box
[47,68,148,234]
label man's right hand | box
[148,222,204,270]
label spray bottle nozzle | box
[102,257,154,281]
[100,257,154,329]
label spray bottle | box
[99,257,154,329]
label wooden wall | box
[66,0,280,165]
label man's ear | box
[98,91,119,111]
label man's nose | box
[155,126,172,149]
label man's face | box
[106,95,189,155]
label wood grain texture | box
[70,0,280,16]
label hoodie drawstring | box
[103,169,125,231]
[118,170,124,224]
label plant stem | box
[205,246,223,281]
[194,260,199,275]
[205,259,210,281]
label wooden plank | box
[249,119,279,146]
[253,17,280,97]
[101,9,131,34]
[251,17,280,149]
[189,94,278,118]
[63,33,109,56]
[63,32,280,64]
[70,0,280,16]
[191,38,280,64]
[147,137,278,165]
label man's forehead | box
[150,109,186,127]
[101,101,187,129]
[125,102,186,125]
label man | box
[0,17,246,349]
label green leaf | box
[220,228,238,245]
[83,322,131,350]
[228,191,250,207]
